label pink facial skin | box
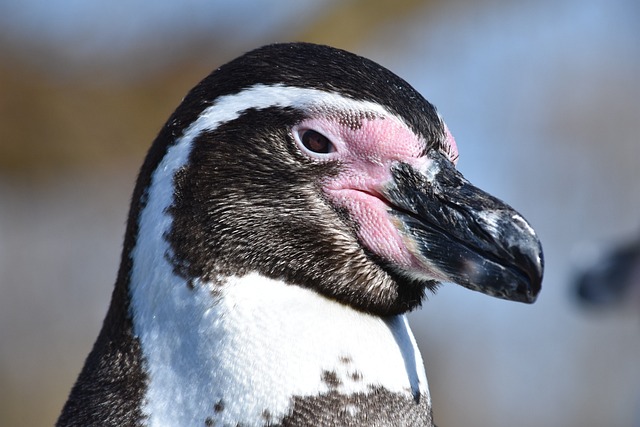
[293,113,458,275]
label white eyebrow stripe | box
[182,83,396,143]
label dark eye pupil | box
[301,130,332,154]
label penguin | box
[57,42,543,427]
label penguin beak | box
[381,151,543,303]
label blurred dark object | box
[575,235,640,308]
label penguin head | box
[129,43,543,316]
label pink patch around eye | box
[350,118,425,161]
[326,187,417,269]
[295,115,426,163]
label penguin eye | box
[300,130,335,154]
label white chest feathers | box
[130,272,429,426]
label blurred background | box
[1,0,639,425]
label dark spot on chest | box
[338,355,352,365]
[321,370,342,389]
[349,371,363,382]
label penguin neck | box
[128,270,429,426]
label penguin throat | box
[129,272,429,426]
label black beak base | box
[383,153,543,304]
